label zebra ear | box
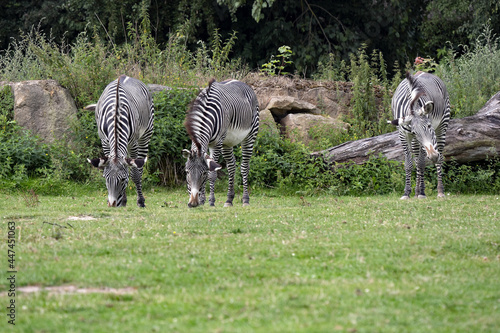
[126,156,147,168]
[389,119,400,126]
[205,155,222,172]
[84,104,97,111]
[182,149,192,159]
[88,157,108,169]
[389,116,411,126]
[422,101,434,115]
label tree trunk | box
[312,92,500,165]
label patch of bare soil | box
[16,285,137,295]
[67,215,96,221]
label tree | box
[420,0,500,56]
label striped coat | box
[182,79,259,207]
[391,71,451,199]
[87,75,154,207]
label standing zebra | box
[182,79,259,208]
[86,75,154,207]
[390,71,451,199]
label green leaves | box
[147,88,198,186]
[260,45,293,76]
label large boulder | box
[245,73,353,119]
[266,96,320,119]
[280,113,349,145]
[258,109,280,135]
[147,83,172,94]
[1,80,78,144]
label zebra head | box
[390,100,440,163]
[182,148,221,208]
[88,156,146,207]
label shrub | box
[435,24,500,118]
[0,86,50,182]
[147,88,198,186]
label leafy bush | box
[147,88,198,186]
[0,86,50,182]
[435,24,500,118]
[313,53,349,81]
[440,158,500,194]
[260,45,294,76]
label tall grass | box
[435,24,500,118]
[0,15,247,109]
[1,18,499,194]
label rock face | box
[147,83,172,94]
[258,109,280,135]
[245,74,352,146]
[1,80,78,144]
[281,113,349,145]
[245,74,352,119]
[266,96,320,118]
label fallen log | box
[311,92,500,165]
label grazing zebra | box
[390,71,451,199]
[86,75,154,207]
[182,79,259,208]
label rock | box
[258,109,279,135]
[280,113,349,145]
[147,84,172,94]
[1,80,78,144]
[245,73,353,119]
[266,96,320,118]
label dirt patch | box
[67,215,96,221]
[16,285,137,295]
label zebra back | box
[392,72,450,128]
[185,79,259,153]
[96,75,154,159]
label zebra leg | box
[415,147,427,199]
[221,147,236,207]
[435,126,447,199]
[130,166,146,207]
[122,189,128,207]
[436,156,445,198]
[208,147,221,206]
[401,144,414,200]
[240,137,256,206]
[199,186,207,206]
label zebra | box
[86,75,154,207]
[390,71,451,199]
[182,79,259,208]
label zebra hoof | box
[224,202,233,207]
[417,195,426,199]
[400,196,410,200]
[242,203,250,207]
[437,193,446,198]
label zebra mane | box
[112,75,126,161]
[406,71,426,114]
[185,79,217,154]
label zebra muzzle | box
[424,144,439,162]
[188,190,200,208]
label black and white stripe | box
[183,79,259,207]
[390,71,451,199]
[87,75,154,207]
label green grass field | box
[1,187,499,332]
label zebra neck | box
[188,115,217,152]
